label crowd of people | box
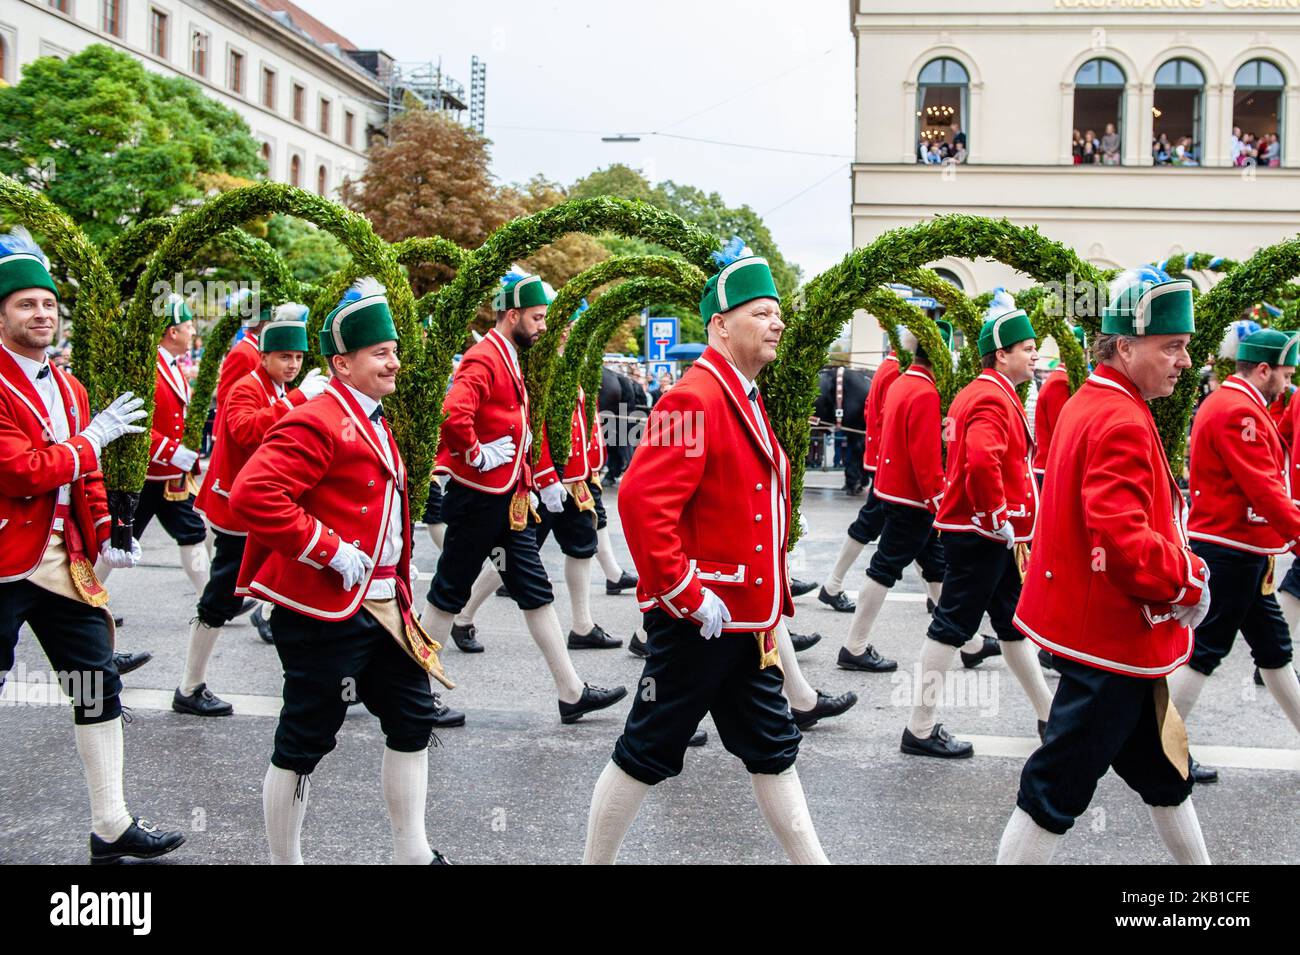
[1230,126,1282,167]
[1072,124,1122,165]
[915,123,968,165]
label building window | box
[916,58,968,164]
[319,97,331,136]
[228,49,244,95]
[1072,58,1124,166]
[0,37,7,84]
[262,67,276,109]
[344,110,355,147]
[1232,59,1285,168]
[292,83,305,122]
[49,0,71,13]
[191,32,208,77]
[149,8,168,59]
[289,154,301,188]
[102,0,123,36]
[260,141,271,175]
[1153,58,1204,166]
[317,164,327,195]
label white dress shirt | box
[341,382,404,600]
[725,359,772,456]
[3,343,74,528]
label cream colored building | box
[849,0,1300,366]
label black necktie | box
[36,365,50,380]
[747,387,757,402]
[369,405,385,423]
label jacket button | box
[679,606,689,614]
[361,506,368,514]
[319,550,327,557]
[353,539,361,546]
[1045,571,1053,579]
[755,578,763,586]
[754,514,761,522]
[328,529,334,535]
[368,480,375,487]
[755,544,763,552]
[885,458,890,464]
[755,483,763,491]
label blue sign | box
[650,361,676,382]
[646,316,679,362]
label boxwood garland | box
[896,266,983,389]
[859,290,957,409]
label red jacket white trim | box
[862,353,900,473]
[147,348,191,481]
[534,387,592,488]
[1032,367,1069,476]
[873,365,944,512]
[215,331,259,410]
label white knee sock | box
[565,556,595,636]
[381,747,434,865]
[1167,667,1207,721]
[844,578,889,656]
[74,718,133,841]
[1001,639,1054,722]
[908,639,959,737]
[824,537,865,596]
[1260,664,1300,735]
[180,619,222,695]
[418,603,455,643]
[776,622,818,711]
[595,527,624,584]
[583,761,651,864]
[996,806,1061,864]
[263,764,310,865]
[522,605,584,703]
[751,766,830,864]
[925,579,942,604]
[1149,801,1210,864]
[203,533,214,563]
[426,522,446,551]
[1277,590,1300,638]
[179,542,210,595]
[454,564,501,628]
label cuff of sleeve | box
[297,520,340,570]
[534,468,558,489]
[1173,551,1209,607]
[658,577,705,620]
[467,443,484,468]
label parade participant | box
[837,323,952,672]
[0,229,185,862]
[582,248,830,865]
[1275,363,1300,637]
[231,278,452,865]
[1170,329,1300,748]
[419,271,626,723]
[999,269,1212,864]
[903,307,1054,758]
[185,305,329,715]
[1032,326,1085,483]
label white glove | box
[170,445,199,471]
[328,541,373,591]
[1173,576,1212,632]
[690,587,732,640]
[82,392,147,451]
[539,481,566,513]
[471,435,517,472]
[99,538,142,570]
[297,368,328,399]
[992,521,1016,550]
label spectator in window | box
[918,140,928,164]
[1101,123,1121,165]
[1071,129,1084,164]
[1236,133,1257,166]
[1153,133,1172,165]
[1230,126,1244,165]
[949,122,967,160]
[1081,129,1099,164]
[925,144,943,164]
[1262,133,1280,167]
[952,141,967,164]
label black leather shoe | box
[1254,666,1264,687]
[250,604,274,644]
[790,630,821,652]
[234,598,257,618]
[495,584,511,598]
[90,818,185,864]
[113,614,125,627]
[1037,719,1047,743]
[818,586,856,613]
[900,723,974,759]
[628,633,650,659]
[429,850,452,865]
[790,578,818,597]
[1038,649,1056,672]
[112,650,152,676]
[1190,758,1218,784]
[431,693,466,728]
[605,571,639,595]
[961,636,1002,669]
[559,684,628,724]
[172,683,234,717]
[451,623,484,653]
[926,597,936,614]
[568,624,623,649]
[792,689,859,729]
[688,728,708,747]
[836,644,898,672]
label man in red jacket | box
[838,323,951,672]
[1171,328,1300,753]
[582,249,830,864]
[231,278,452,865]
[903,307,1054,758]
[1275,377,1300,636]
[1000,269,1211,864]
[1032,326,1085,484]
[0,231,185,863]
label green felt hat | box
[0,228,59,304]
[1102,271,1194,336]
[1072,325,1086,347]
[1238,328,1300,367]
[163,295,193,327]
[260,303,310,352]
[935,318,955,350]
[978,309,1037,357]
[699,256,779,322]
[320,278,398,357]
[493,272,555,311]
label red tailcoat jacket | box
[435,328,530,494]
[585,386,607,473]
[873,364,944,512]
[1284,385,1300,504]
[231,379,410,620]
[621,347,793,632]
[195,366,309,536]
[147,348,191,481]
[534,387,592,488]
[0,350,111,581]
[215,330,259,410]
[1187,375,1300,555]
[934,369,1038,542]
[863,353,900,473]
[1013,364,1209,677]
[1032,368,1069,476]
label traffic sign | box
[646,316,679,362]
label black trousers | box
[536,487,598,559]
[269,604,442,775]
[133,480,208,546]
[0,579,121,724]
[844,434,865,490]
[866,501,945,588]
[196,530,248,628]
[612,608,801,785]
[427,480,553,613]
[927,530,1024,647]
[846,483,886,545]
[1016,657,1193,834]
[1189,541,1293,675]
[589,479,608,531]
[421,478,443,525]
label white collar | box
[1225,374,1268,409]
[341,380,381,420]
[725,359,760,400]
[497,329,519,364]
[3,342,50,383]
[158,345,181,367]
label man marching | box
[902,307,1054,758]
[0,229,185,862]
[231,279,452,865]
[186,305,329,715]
[1032,326,1085,485]
[1000,269,1212,864]
[582,249,830,864]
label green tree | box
[262,214,350,285]
[0,44,264,245]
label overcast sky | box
[298,0,856,280]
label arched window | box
[0,36,7,85]
[317,164,327,195]
[916,57,968,163]
[289,153,301,188]
[1232,59,1285,167]
[259,142,271,177]
[1153,58,1205,166]
[1072,58,1125,165]
[932,268,964,291]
